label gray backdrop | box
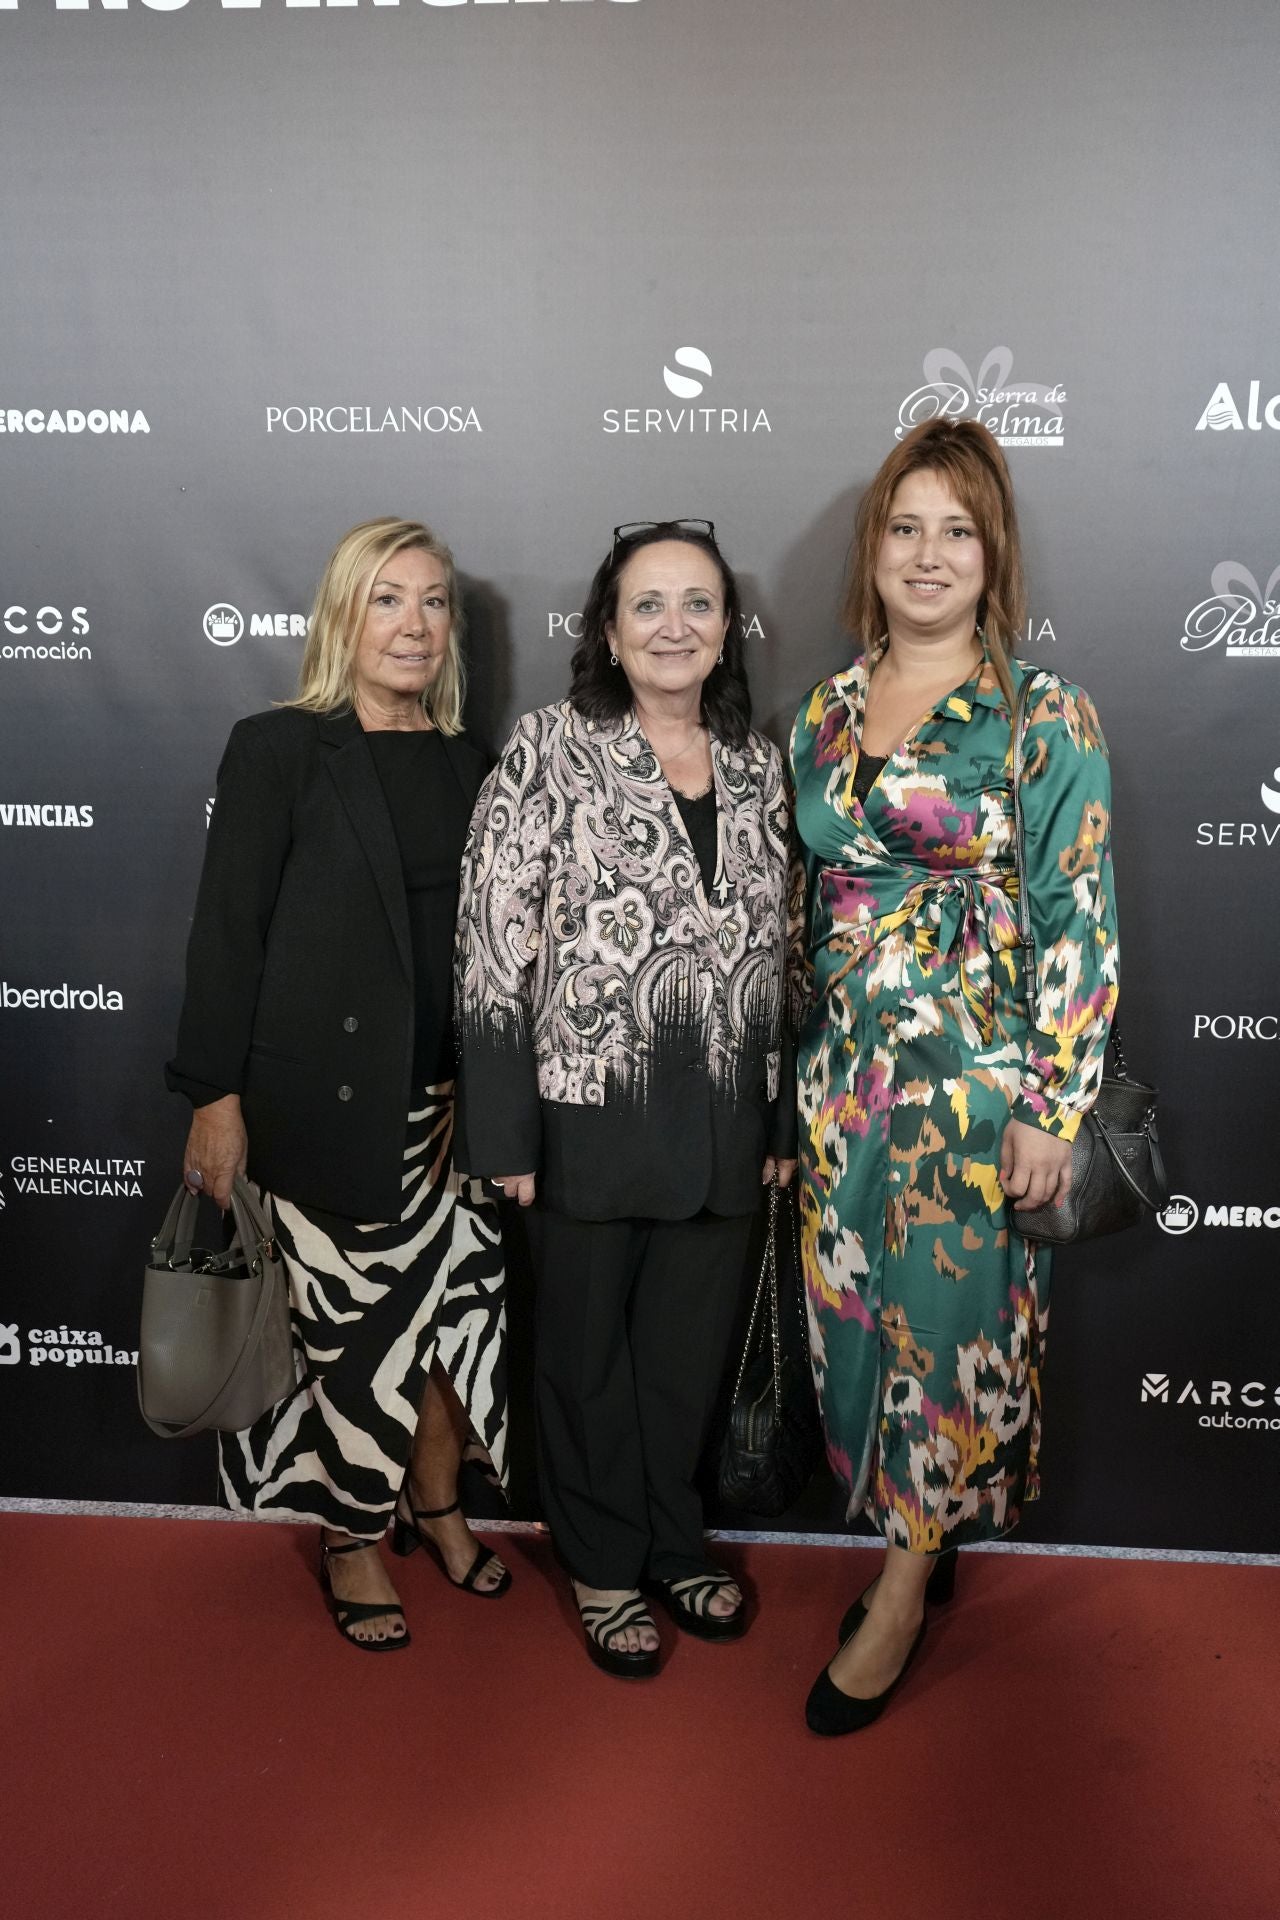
[2,0,1278,1552]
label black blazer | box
[167,707,488,1222]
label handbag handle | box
[1090,1107,1169,1212]
[148,1176,274,1276]
[138,1175,284,1440]
[1011,674,1130,1070]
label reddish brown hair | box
[843,419,1026,706]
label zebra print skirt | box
[219,1085,507,1539]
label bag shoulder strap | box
[1090,1107,1168,1209]
[1010,671,1126,1064]
[1010,671,1039,1007]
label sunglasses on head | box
[609,519,717,565]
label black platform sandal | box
[647,1571,748,1642]
[390,1494,511,1598]
[574,1589,661,1679]
[837,1548,957,1644]
[319,1537,411,1653]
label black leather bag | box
[717,1177,824,1515]
[1008,676,1169,1245]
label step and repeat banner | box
[1,0,1277,1552]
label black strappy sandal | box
[319,1537,411,1653]
[574,1588,661,1679]
[390,1494,512,1598]
[647,1570,748,1642]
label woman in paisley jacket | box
[454,520,795,1677]
[791,423,1118,1734]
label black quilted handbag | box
[717,1176,824,1515]
[1008,675,1169,1244]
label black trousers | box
[526,1205,754,1588]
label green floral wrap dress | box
[789,646,1118,1550]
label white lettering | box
[1195,382,1244,431]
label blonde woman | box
[167,519,510,1651]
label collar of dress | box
[832,635,1016,736]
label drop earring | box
[609,651,619,667]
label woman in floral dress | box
[790,422,1118,1734]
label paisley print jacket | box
[453,700,791,1220]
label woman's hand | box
[184,1094,248,1211]
[763,1156,797,1189]
[493,1174,537,1207]
[1000,1118,1072,1213]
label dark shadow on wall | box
[459,574,511,761]
[756,482,868,751]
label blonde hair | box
[843,420,1026,711]
[286,518,466,735]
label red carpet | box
[4,1513,1276,1920]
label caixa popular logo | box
[897,347,1066,448]
[1140,1372,1280,1432]
[1158,1195,1280,1234]
[603,349,772,438]
[203,604,309,648]
[1195,764,1280,849]
[0,1325,137,1371]
[1182,563,1280,662]
[1194,380,1280,432]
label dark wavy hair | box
[568,523,752,749]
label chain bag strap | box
[716,1176,823,1515]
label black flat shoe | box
[575,1590,661,1679]
[391,1494,512,1598]
[645,1571,747,1642]
[319,1537,411,1653]
[805,1618,927,1736]
[837,1548,958,1644]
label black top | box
[672,785,718,895]
[853,751,888,805]
[366,729,472,1084]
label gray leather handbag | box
[1008,675,1168,1244]
[138,1175,296,1438]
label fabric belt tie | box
[819,862,1018,1044]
